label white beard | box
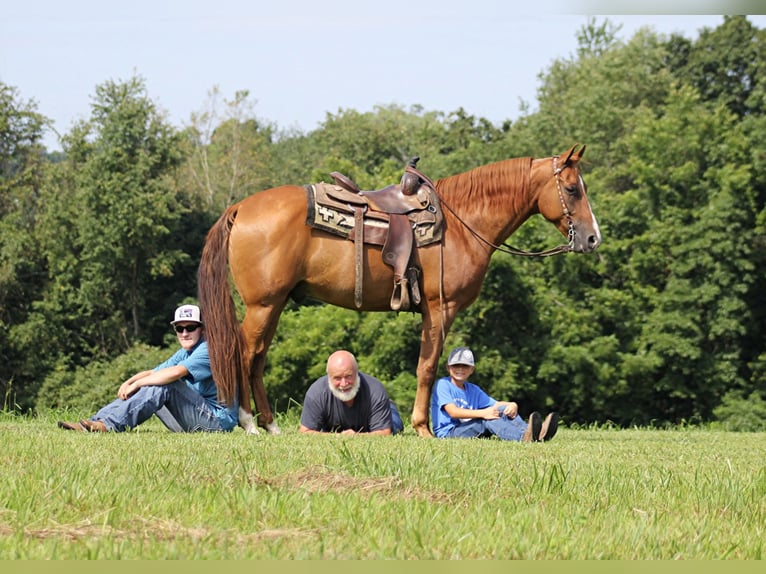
[329,374,361,402]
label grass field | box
[1,409,764,559]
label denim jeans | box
[390,400,404,435]
[91,380,225,433]
[446,407,528,441]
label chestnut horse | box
[198,145,601,437]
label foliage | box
[0,84,50,409]
[713,390,766,432]
[181,86,276,211]
[264,305,364,413]
[34,343,172,414]
[5,76,200,409]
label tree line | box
[2,16,765,429]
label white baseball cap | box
[447,346,475,366]
[170,304,202,325]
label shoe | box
[539,412,559,442]
[80,419,108,432]
[522,411,542,443]
[58,420,86,431]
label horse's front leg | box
[412,369,436,437]
[411,329,442,437]
[412,299,458,437]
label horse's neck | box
[437,158,536,246]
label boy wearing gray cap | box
[430,346,558,442]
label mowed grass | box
[1,410,765,559]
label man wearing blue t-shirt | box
[430,346,558,442]
[58,304,238,433]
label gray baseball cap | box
[447,346,475,366]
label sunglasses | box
[174,324,201,333]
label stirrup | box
[390,278,410,311]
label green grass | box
[1,410,765,559]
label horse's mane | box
[434,157,533,214]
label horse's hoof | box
[414,426,434,438]
[243,424,260,435]
[264,422,281,435]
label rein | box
[439,155,575,257]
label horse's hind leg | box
[237,359,259,435]
[249,351,280,434]
[241,302,286,435]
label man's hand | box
[117,380,139,400]
[501,402,518,418]
[481,406,501,420]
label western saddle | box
[305,157,443,311]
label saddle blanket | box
[304,182,444,247]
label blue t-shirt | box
[430,376,496,438]
[154,340,238,431]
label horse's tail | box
[198,204,247,408]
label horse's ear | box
[562,144,586,165]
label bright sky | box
[2,1,764,150]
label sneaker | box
[80,419,108,432]
[539,412,559,442]
[58,420,86,431]
[522,411,542,443]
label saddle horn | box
[401,156,423,196]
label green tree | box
[182,87,275,212]
[670,15,764,118]
[0,82,50,408]
[23,76,192,410]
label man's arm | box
[364,377,394,435]
[118,365,189,400]
[443,403,501,421]
[299,381,328,433]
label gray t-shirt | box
[300,372,393,433]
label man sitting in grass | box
[58,304,238,433]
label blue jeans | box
[390,400,404,435]
[447,407,528,441]
[91,380,225,433]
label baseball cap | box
[170,304,202,325]
[447,346,475,367]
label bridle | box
[440,155,576,257]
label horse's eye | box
[566,185,579,196]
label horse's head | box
[537,144,602,253]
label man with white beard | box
[299,350,404,435]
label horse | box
[198,144,601,437]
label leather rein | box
[439,155,576,257]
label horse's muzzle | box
[572,228,601,253]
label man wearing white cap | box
[430,346,559,442]
[58,304,238,433]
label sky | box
[2,1,765,151]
